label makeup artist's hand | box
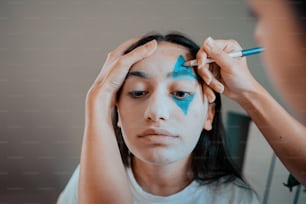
[197,37,259,103]
[86,39,157,112]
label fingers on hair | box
[118,40,157,67]
[107,37,141,61]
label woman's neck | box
[131,156,194,196]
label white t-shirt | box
[57,165,259,204]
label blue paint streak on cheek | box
[172,94,195,115]
[172,55,196,115]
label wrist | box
[85,90,115,122]
[235,80,266,109]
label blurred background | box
[0,0,305,203]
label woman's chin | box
[134,149,189,166]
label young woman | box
[195,0,306,187]
[57,33,258,204]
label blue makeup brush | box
[184,47,265,67]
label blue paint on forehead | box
[172,55,196,80]
[171,55,196,115]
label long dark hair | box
[288,0,306,30]
[113,32,243,185]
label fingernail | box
[199,56,207,69]
[197,62,205,70]
[206,77,212,85]
[206,37,215,49]
[209,95,215,104]
[217,84,224,93]
[203,69,212,84]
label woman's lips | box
[138,128,178,143]
[139,128,176,137]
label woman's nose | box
[144,92,170,122]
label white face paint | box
[117,42,213,165]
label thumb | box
[203,37,235,72]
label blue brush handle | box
[241,47,264,57]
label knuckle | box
[229,39,241,49]
[86,85,98,99]
[197,49,206,59]
[213,50,223,58]
[142,44,152,53]
[116,58,126,67]
[196,51,201,59]
[107,51,115,59]
[210,42,222,54]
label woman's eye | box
[172,91,192,100]
[128,91,148,98]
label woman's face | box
[248,0,306,117]
[117,42,214,166]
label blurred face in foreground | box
[249,0,306,121]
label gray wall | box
[0,0,290,203]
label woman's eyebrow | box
[127,70,197,80]
[126,71,149,79]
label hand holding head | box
[86,38,157,108]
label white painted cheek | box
[189,93,208,122]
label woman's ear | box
[203,103,216,131]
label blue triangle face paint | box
[171,55,197,80]
[171,55,196,115]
